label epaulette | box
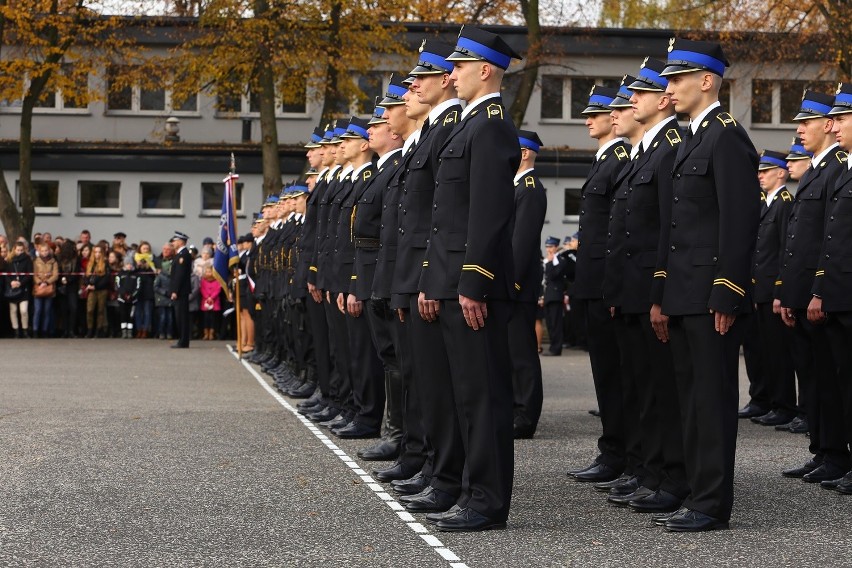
[614,145,629,161]
[780,190,792,202]
[665,129,682,146]
[524,175,537,188]
[486,103,503,119]
[715,112,737,127]
[443,110,459,125]
[760,192,766,202]
[837,151,848,163]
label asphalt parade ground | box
[2,339,851,567]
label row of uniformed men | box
[242,26,548,533]
[556,34,852,533]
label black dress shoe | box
[322,413,350,429]
[436,507,506,532]
[374,462,419,482]
[358,440,401,461]
[803,462,848,483]
[819,476,846,490]
[288,381,317,398]
[403,486,457,513]
[426,504,463,524]
[774,419,795,431]
[629,489,682,513]
[566,461,599,477]
[752,410,796,426]
[834,472,852,494]
[738,403,768,419]
[664,508,729,532]
[788,416,809,434]
[572,462,621,483]
[781,459,820,478]
[607,475,640,496]
[593,474,633,493]
[298,402,325,416]
[588,409,601,417]
[393,472,431,496]
[652,508,683,526]
[607,486,654,506]
[334,421,380,439]
[307,406,340,423]
[513,423,536,439]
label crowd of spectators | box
[0,230,234,340]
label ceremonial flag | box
[213,170,239,292]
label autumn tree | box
[0,0,149,239]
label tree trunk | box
[319,0,346,124]
[253,0,282,198]
[0,0,26,239]
[18,98,36,239]
[509,0,541,127]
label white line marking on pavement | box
[229,348,471,568]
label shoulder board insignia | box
[362,170,372,180]
[443,110,458,125]
[179,257,184,264]
[487,103,503,119]
[600,154,607,161]
[653,141,659,149]
[701,120,709,128]
[614,146,629,160]
[760,192,766,202]
[837,151,848,163]
[820,162,827,168]
[781,190,792,202]
[392,158,400,166]
[665,129,682,146]
[716,112,736,127]
[470,109,479,117]
[524,175,536,188]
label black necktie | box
[420,118,430,139]
[634,143,644,161]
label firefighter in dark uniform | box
[417,26,521,532]
[807,83,852,494]
[751,151,796,427]
[778,93,849,482]
[509,129,547,439]
[654,38,760,532]
[567,86,631,483]
[169,231,193,349]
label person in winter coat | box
[133,241,156,338]
[154,260,174,339]
[199,266,222,340]
[5,241,33,338]
[56,240,81,337]
[84,245,110,338]
[116,260,138,338]
[32,243,59,338]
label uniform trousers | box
[824,312,852,456]
[365,299,402,441]
[174,295,190,348]
[623,313,688,497]
[306,294,333,400]
[438,299,514,520]
[543,302,564,355]
[742,315,768,409]
[407,296,463,498]
[577,298,625,469]
[393,312,429,473]
[756,302,796,415]
[291,299,316,378]
[668,313,745,521]
[508,301,543,431]
[346,297,384,429]
[325,296,354,413]
[612,314,645,479]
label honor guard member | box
[542,236,570,355]
[785,137,813,182]
[246,211,271,364]
[236,233,256,354]
[605,61,688,513]
[369,81,434,494]
[348,106,406,462]
[509,129,547,439]
[751,151,796,427]
[394,42,468,514]
[331,117,384,439]
[807,83,852,494]
[417,25,521,532]
[254,195,282,367]
[777,92,849,482]
[567,85,630,484]
[169,230,193,348]
[656,38,760,532]
[299,126,339,417]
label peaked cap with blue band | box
[660,38,729,77]
[410,40,455,76]
[262,194,279,208]
[304,126,325,149]
[758,150,789,171]
[341,116,371,140]
[379,73,408,106]
[318,123,335,145]
[368,97,387,125]
[629,57,669,92]
[545,236,560,246]
[829,82,852,116]
[330,121,347,143]
[518,129,543,153]
[583,86,620,114]
[445,26,522,70]
[793,90,835,121]
[786,137,812,160]
[609,75,637,109]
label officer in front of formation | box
[567,86,630,483]
[541,236,569,356]
[509,130,547,439]
[654,38,760,532]
[807,82,852,494]
[778,91,849,482]
[169,230,193,349]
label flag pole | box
[230,153,243,360]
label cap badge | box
[641,56,648,68]
[589,86,594,97]
[838,83,843,95]
[419,39,426,53]
[668,38,675,52]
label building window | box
[541,76,620,121]
[78,181,120,214]
[750,79,834,125]
[564,186,582,217]
[106,66,198,114]
[356,72,385,114]
[217,79,309,117]
[140,182,182,215]
[15,180,60,214]
[3,65,88,112]
[201,182,244,216]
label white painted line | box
[229,346,470,568]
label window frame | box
[200,181,245,217]
[139,181,184,217]
[15,179,61,215]
[77,180,122,215]
[539,76,621,124]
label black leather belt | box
[354,238,380,248]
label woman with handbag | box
[84,245,110,338]
[32,243,59,338]
[5,241,33,338]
